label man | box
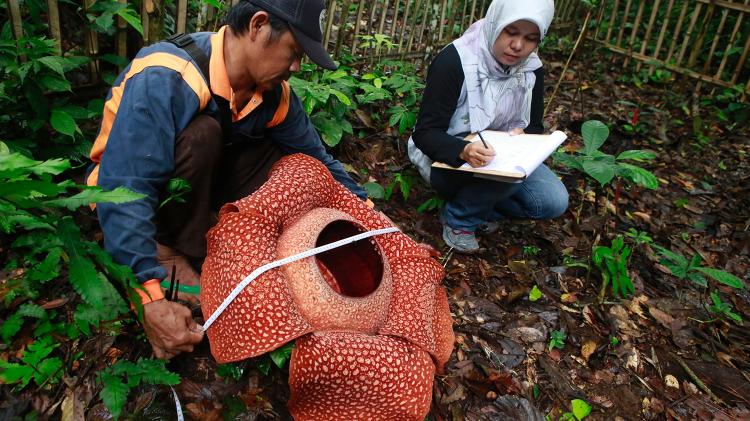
[88,0,368,359]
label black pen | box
[477,131,489,149]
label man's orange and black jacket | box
[88,26,366,286]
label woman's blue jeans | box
[430,164,568,232]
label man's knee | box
[175,115,223,167]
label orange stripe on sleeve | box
[88,52,212,179]
[266,81,291,128]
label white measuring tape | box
[171,226,400,419]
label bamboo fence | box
[4,0,749,95]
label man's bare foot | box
[157,243,201,305]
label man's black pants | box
[154,114,284,261]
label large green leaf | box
[581,155,616,186]
[134,359,180,385]
[38,56,67,76]
[693,267,744,289]
[571,399,592,420]
[115,9,144,36]
[50,109,78,137]
[270,342,294,368]
[39,75,71,92]
[0,360,34,387]
[616,149,656,162]
[99,372,129,419]
[617,163,659,189]
[552,151,584,171]
[311,113,343,147]
[45,186,145,210]
[362,181,385,199]
[581,120,609,155]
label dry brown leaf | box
[581,340,598,363]
[560,293,577,303]
[61,388,85,421]
[648,306,674,329]
[632,211,651,222]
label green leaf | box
[38,56,67,76]
[571,399,592,420]
[617,163,659,189]
[581,120,609,155]
[362,181,385,200]
[552,151,584,171]
[34,357,62,385]
[116,9,144,36]
[74,303,100,336]
[27,248,63,283]
[581,155,616,186]
[1,313,24,343]
[100,372,129,419]
[50,109,78,137]
[528,285,542,302]
[693,267,744,289]
[616,149,656,162]
[39,75,71,92]
[45,186,145,210]
[270,342,294,368]
[0,360,34,387]
[133,358,181,385]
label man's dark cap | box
[249,0,337,70]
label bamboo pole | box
[396,0,414,53]
[652,0,675,62]
[605,0,620,44]
[436,0,448,48]
[468,0,478,24]
[546,9,592,115]
[374,0,390,57]
[83,0,100,82]
[415,0,431,50]
[715,2,748,79]
[117,0,128,68]
[701,8,729,75]
[389,0,401,39]
[444,0,461,43]
[350,0,367,55]
[615,0,632,47]
[675,3,703,66]
[334,0,352,59]
[593,1,608,40]
[665,0,690,63]
[730,26,750,84]
[7,0,26,62]
[687,3,715,68]
[322,0,336,47]
[404,0,427,57]
[47,0,62,54]
[637,0,662,71]
[624,0,646,67]
[176,0,187,33]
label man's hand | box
[142,299,204,359]
[460,141,495,168]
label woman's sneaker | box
[477,221,500,236]
[442,225,479,253]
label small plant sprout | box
[549,330,567,351]
[561,399,593,420]
[652,245,744,290]
[553,120,659,190]
[384,172,415,202]
[624,228,653,246]
[529,285,543,302]
[592,235,634,301]
[523,245,541,256]
[708,291,743,325]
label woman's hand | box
[460,141,495,168]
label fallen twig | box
[669,352,725,406]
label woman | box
[408,0,568,253]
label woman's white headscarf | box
[453,0,555,133]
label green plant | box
[609,336,620,346]
[158,177,192,210]
[652,245,744,289]
[561,399,592,420]
[624,228,652,246]
[0,141,146,394]
[592,235,634,300]
[289,66,355,147]
[98,358,180,419]
[529,285,543,302]
[548,330,566,351]
[523,245,541,256]
[256,342,295,375]
[384,172,414,202]
[553,120,659,190]
[708,291,743,325]
[416,195,444,213]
